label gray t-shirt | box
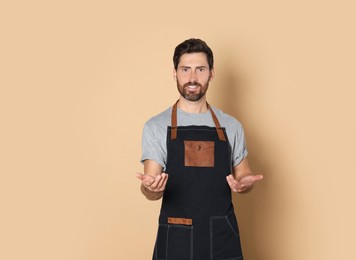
[141,106,248,171]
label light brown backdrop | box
[1,1,355,259]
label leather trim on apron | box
[170,100,227,142]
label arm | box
[226,157,263,193]
[136,159,168,200]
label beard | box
[176,79,210,101]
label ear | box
[209,68,215,81]
[173,68,177,81]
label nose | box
[189,71,198,83]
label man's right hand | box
[137,160,167,200]
[136,172,168,193]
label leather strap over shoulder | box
[170,100,178,140]
[207,103,227,141]
[170,101,226,141]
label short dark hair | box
[173,38,214,70]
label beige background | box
[1,0,355,259]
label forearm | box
[140,184,164,200]
[233,158,253,179]
[229,158,263,193]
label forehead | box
[178,52,209,67]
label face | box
[174,52,214,101]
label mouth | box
[186,85,199,90]
[184,83,201,91]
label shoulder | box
[144,107,172,131]
[210,106,243,130]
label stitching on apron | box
[155,224,169,260]
[210,217,214,260]
[190,226,194,260]
[225,216,240,238]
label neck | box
[177,97,208,113]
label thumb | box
[254,174,264,181]
[135,173,144,180]
[137,173,155,183]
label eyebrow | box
[179,65,208,69]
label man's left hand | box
[226,174,263,193]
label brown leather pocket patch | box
[184,140,215,167]
[168,217,193,226]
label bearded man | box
[136,38,263,260]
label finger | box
[228,175,241,189]
[142,174,155,181]
[143,180,154,188]
[239,180,253,190]
[237,186,248,192]
[226,175,238,192]
[226,174,234,185]
[150,175,162,189]
[237,175,263,192]
[141,174,155,187]
[154,174,165,189]
[156,173,167,189]
[138,173,155,181]
[161,174,169,187]
[157,174,169,191]
[236,179,251,192]
[241,175,263,186]
[226,174,236,183]
[242,174,264,181]
[226,175,233,187]
[136,173,155,188]
[235,177,252,191]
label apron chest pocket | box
[184,140,215,167]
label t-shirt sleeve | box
[231,123,248,167]
[140,122,167,170]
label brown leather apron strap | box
[170,100,178,140]
[170,101,227,141]
[207,103,227,141]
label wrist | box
[141,184,163,200]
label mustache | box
[183,82,202,88]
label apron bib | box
[153,102,243,260]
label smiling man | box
[136,38,263,260]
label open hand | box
[226,174,263,193]
[136,172,168,193]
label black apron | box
[153,102,243,260]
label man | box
[136,38,263,260]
